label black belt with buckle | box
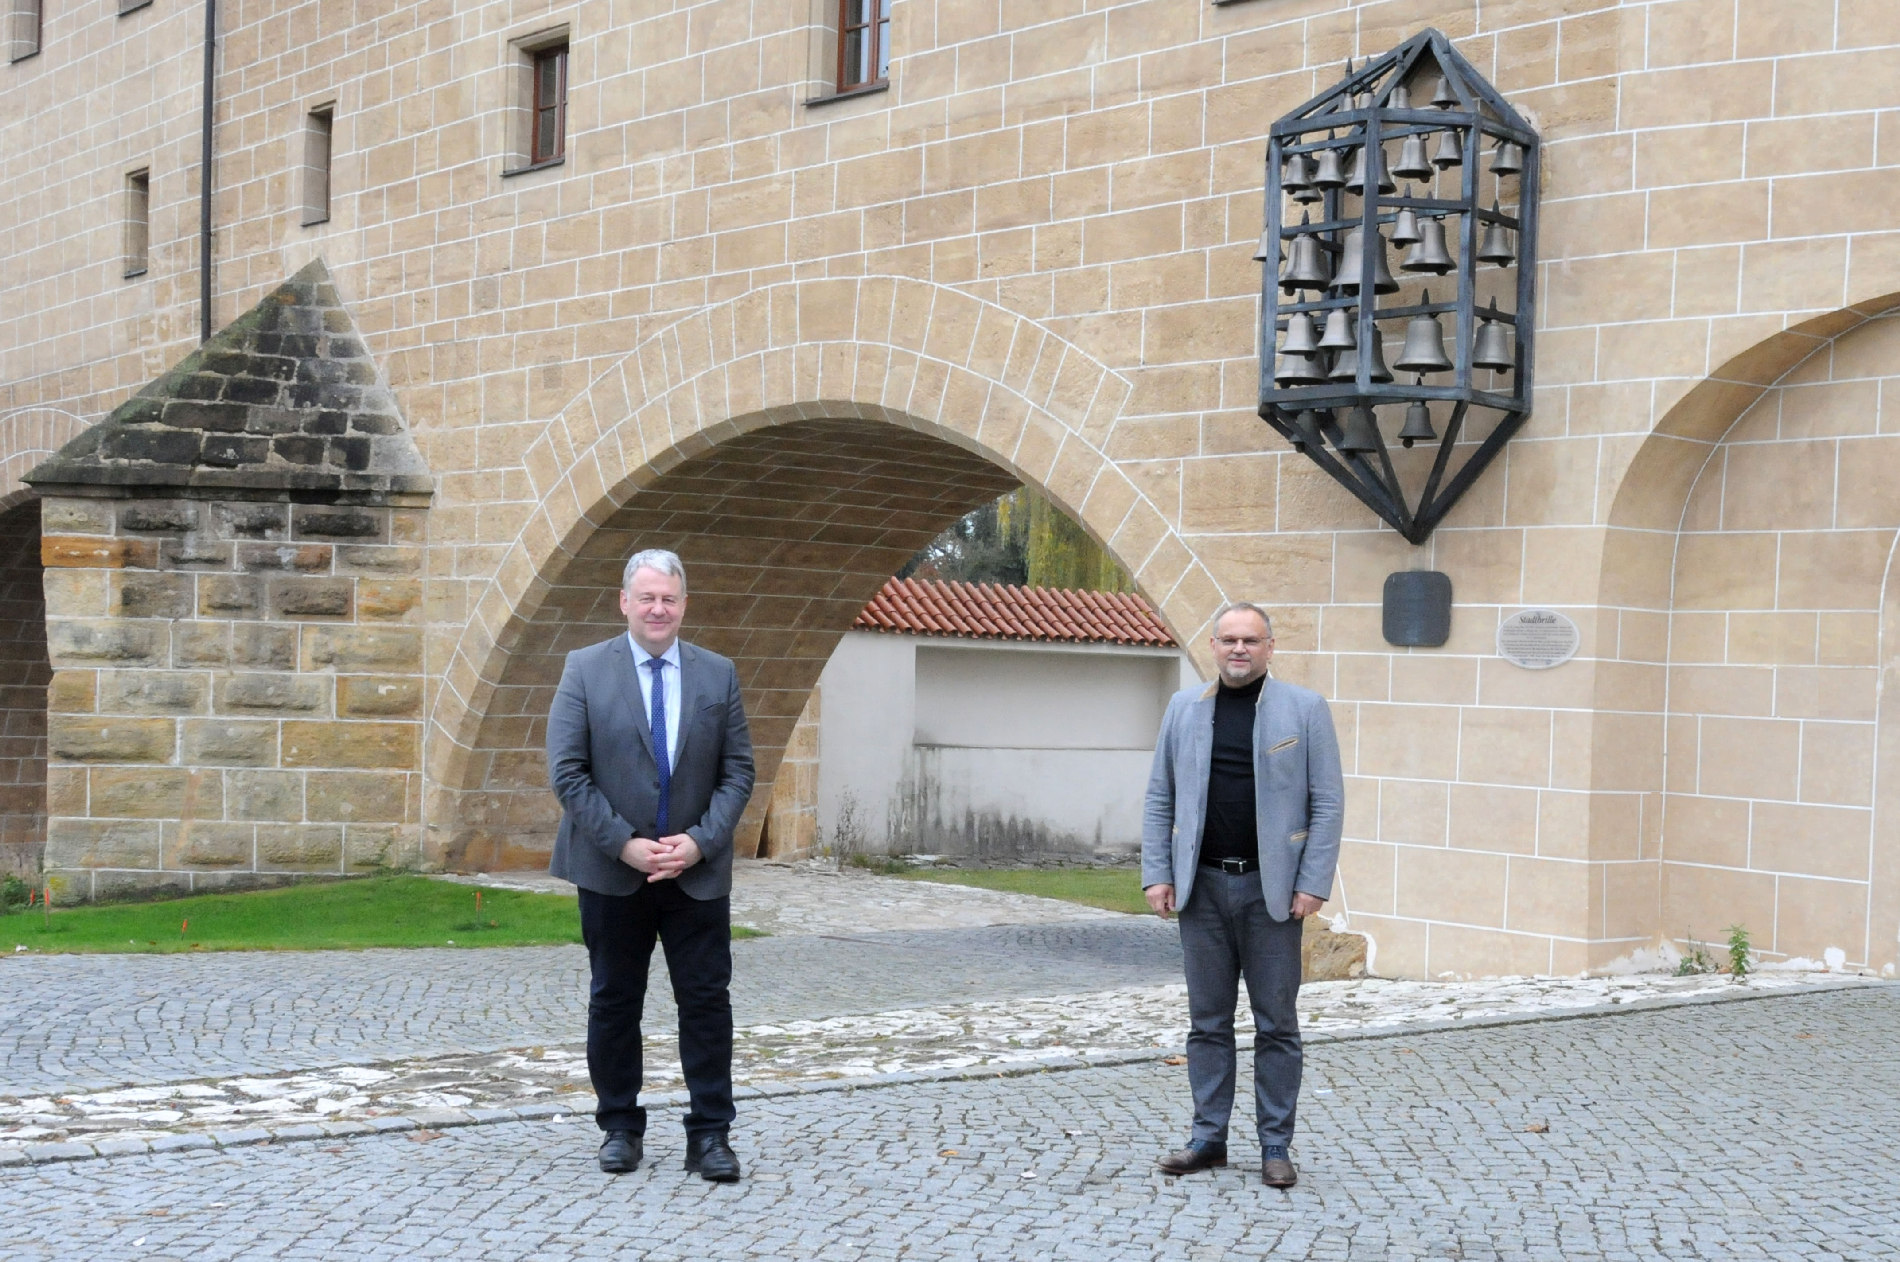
[1201,856,1259,875]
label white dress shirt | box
[627,633,682,765]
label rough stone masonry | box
[25,260,434,901]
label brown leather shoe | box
[1156,1142,1227,1175]
[1261,1155,1298,1188]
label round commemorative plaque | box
[1496,609,1580,669]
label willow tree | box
[901,486,1131,593]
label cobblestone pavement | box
[3,987,1895,1260]
[0,918,1182,1097]
[2,971,1867,1150]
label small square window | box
[836,0,890,93]
[124,169,150,278]
[301,105,334,226]
[8,0,41,62]
[531,45,568,166]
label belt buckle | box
[1220,857,1248,875]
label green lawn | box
[896,865,1149,916]
[3,875,763,954]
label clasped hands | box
[619,833,702,881]
[1143,884,1325,921]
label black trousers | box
[578,882,735,1138]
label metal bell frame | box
[1257,28,1539,544]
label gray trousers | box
[1179,867,1304,1148]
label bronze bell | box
[1329,326,1392,384]
[1477,200,1515,267]
[1473,316,1515,371]
[1429,74,1458,109]
[1431,128,1463,170]
[1279,219,1332,293]
[1283,152,1316,201]
[1388,84,1411,110]
[1492,140,1525,176]
[1288,409,1327,452]
[1252,225,1274,263]
[1344,143,1396,196]
[1280,310,1320,356]
[1391,186,1422,247]
[1401,216,1455,275]
[1398,394,1438,449]
[1394,290,1453,375]
[1312,142,1347,191]
[1333,228,1399,295]
[1284,411,1308,452]
[1317,307,1357,351]
[1335,404,1382,454]
[1274,349,1326,387]
[1392,133,1433,183]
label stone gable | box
[25,260,430,504]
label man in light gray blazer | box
[1141,601,1343,1189]
[547,548,755,1182]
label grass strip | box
[4,875,763,954]
[895,865,1147,916]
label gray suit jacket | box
[1140,675,1345,921]
[546,635,756,900]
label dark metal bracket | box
[1256,28,1539,544]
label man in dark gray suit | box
[1141,601,1343,1189]
[547,548,755,1182]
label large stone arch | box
[422,278,1219,869]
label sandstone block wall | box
[40,495,426,900]
[763,686,821,861]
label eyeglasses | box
[1214,636,1269,649]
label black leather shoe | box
[684,1132,741,1183]
[597,1129,642,1174]
[1157,1141,1227,1175]
[1261,1155,1298,1188]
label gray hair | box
[622,548,687,594]
[1212,602,1273,638]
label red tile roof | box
[854,578,1178,648]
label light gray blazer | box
[1140,675,1345,921]
[546,635,755,900]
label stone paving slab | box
[3,987,1894,1260]
[443,860,1138,936]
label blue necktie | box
[647,657,670,835]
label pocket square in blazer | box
[1268,736,1299,753]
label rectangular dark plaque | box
[1383,570,1452,647]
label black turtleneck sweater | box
[1199,674,1264,864]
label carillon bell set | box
[1256,28,1538,547]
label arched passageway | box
[0,499,47,879]
[444,417,1021,871]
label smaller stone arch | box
[1607,310,1900,973]
[0,406,97,510]
[0,406,95,877]
[425,277,1222,869]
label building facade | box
[4,0,1899,978]
[805,577,1194,864]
